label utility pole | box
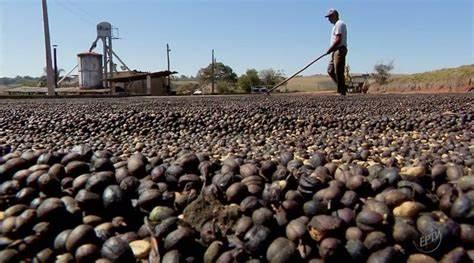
[41,0,55,96]
[108,36,113,77]
[211,49,215,94]
[167,44,171,93]
[103,37,108,88]
[53,45,58,90]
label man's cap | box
[325,9,338,17]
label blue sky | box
[0,0,473,78]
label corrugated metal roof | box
[107,70,177,82]
[77,52,102,57]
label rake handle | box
[267,53,328,94]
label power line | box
[52,1,121,39]
[62,0,99,24]
[52,0,96,27]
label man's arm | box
[326,34,342,54]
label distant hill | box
[369,65,474,93]
[277,65,474,93]
[4,65,471,95]
[0,76,41,86]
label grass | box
[284,65,474,93]
[279,74,336,92]
[171,80,199,92]
[391,64,474,83]
[173,80,199,86]
[370,64,474,93]
[173,76,337,94]
[171,65,474,94]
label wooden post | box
[146,75,152,95]
[167,44,171,93]
[108,36,114,77]
[103,37,108,88]
[53,45,58,90]
[211,49,215,94]
[41,0,55,96]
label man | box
[325,9,348,96]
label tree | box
[173,74,197,81]
[197,62,238,85]
[259,69,286,87]
[38,67,65,87]
[216,80,238,94]
[238,69,261,93]
[373,61,394,84]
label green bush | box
[217,81,238,94]
[373,61,394,84]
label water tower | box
[78,52,102,89]
[78,21,130,89]
[86,21,115,89]
[97,22,113,88]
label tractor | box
[345,65,369,94]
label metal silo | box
[78,52,103,89]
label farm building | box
[107,70,177,95]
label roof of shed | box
[107,70,177,82]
